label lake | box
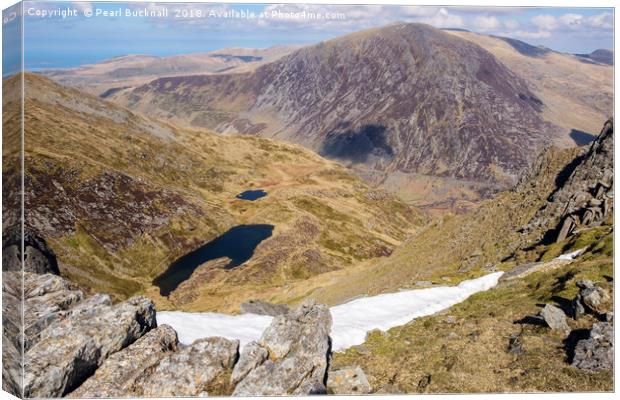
[236,189,267,201]
[153,224,274,296]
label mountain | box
[41,45,300,98]
[3,73,423,311]
[447,31,613,144]
[574,49,614,65]
[112,23,564,210]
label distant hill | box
[574,49,614,65]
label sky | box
[1,2,615,74]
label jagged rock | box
[524,118,614,242]
[573,280,611,318]
[327,366,372,394]
[240,299,290,316]
[69,325,179,398]
[137,336,239,397]
[23,295,156,397]
[2,227,60,274]
[540,304,570,334]
[2,334,22,397]
[572,321,613,371]
[230,341,268,386]
[232,299,332,396]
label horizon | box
[1,3,614,75]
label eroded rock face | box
[2,227,60,274]
[525,118,613,242]
[232,299,332,396]
[327,366,372,395]
[572,321,613,371]
[21,272,157,398]
[137,336,239,397]
[68,324,179,398]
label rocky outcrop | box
[4,272,158,398]
[2,227,60,274]
[572,321,613,371]
[137,336,239,397]
[327,366,372,394]
[5,269,341,398]
[68,325,179,398]
[525,118,613,242]
[573,280,612,319]
[232,299,332,396]
[240,299,290,316]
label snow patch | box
[157,271,504,351]
[554,248,586,261]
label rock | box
[507,333,524,355]
[240,299,290,316]
[573,280,611,318]
[138,336,239,397]
[540,304,570,334]
[2,334,22,397]
[68,325,179,398]
[230,341,268,386]
[572,321,613,371]
[327,366,372,394]
[376,383,404,394]
[23,295,157,397]
[444,316,457,324]
[2,227,60,274]
[232,299,332,396]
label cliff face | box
[117,23,558,188]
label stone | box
[240,299,290,316]
[573,280,611,317]
[2,227,60,275]
[327,366,372,394]
[507,333,524,355]
[23,296,157,398]
[572,322,613,371]
[232,299,332,396]
[68,325,179,398]
[230,341,268,386]
[540,304,570,334]
[138,336,239,397]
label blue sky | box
[2,2,614,73]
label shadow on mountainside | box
[320,123,393,164]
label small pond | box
[236,189,267,201]
[153,224,274,296]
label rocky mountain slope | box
[3,73,423,312]
[111,23,561,206]
[42,45,300,98]
[447,31,613,144]
[330,120,614,393]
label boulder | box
[574,280,611,317]
[232,299,332,396]
[572,321,613,371]
[23,296,156,398]
[540,304,570,334]
[240,299,290,316]
[327,366,372,394]
[68,325,179,398]
[137,336,239,397]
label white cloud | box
[422,7,464,28]
[532,14,559,31]
[503,19,520,30]
[473,15,500,31]
[586,12,613,29]
[513,30,552,39]
[559,13,584,28]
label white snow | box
[554,248,587,261]
[157,271,504,351]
